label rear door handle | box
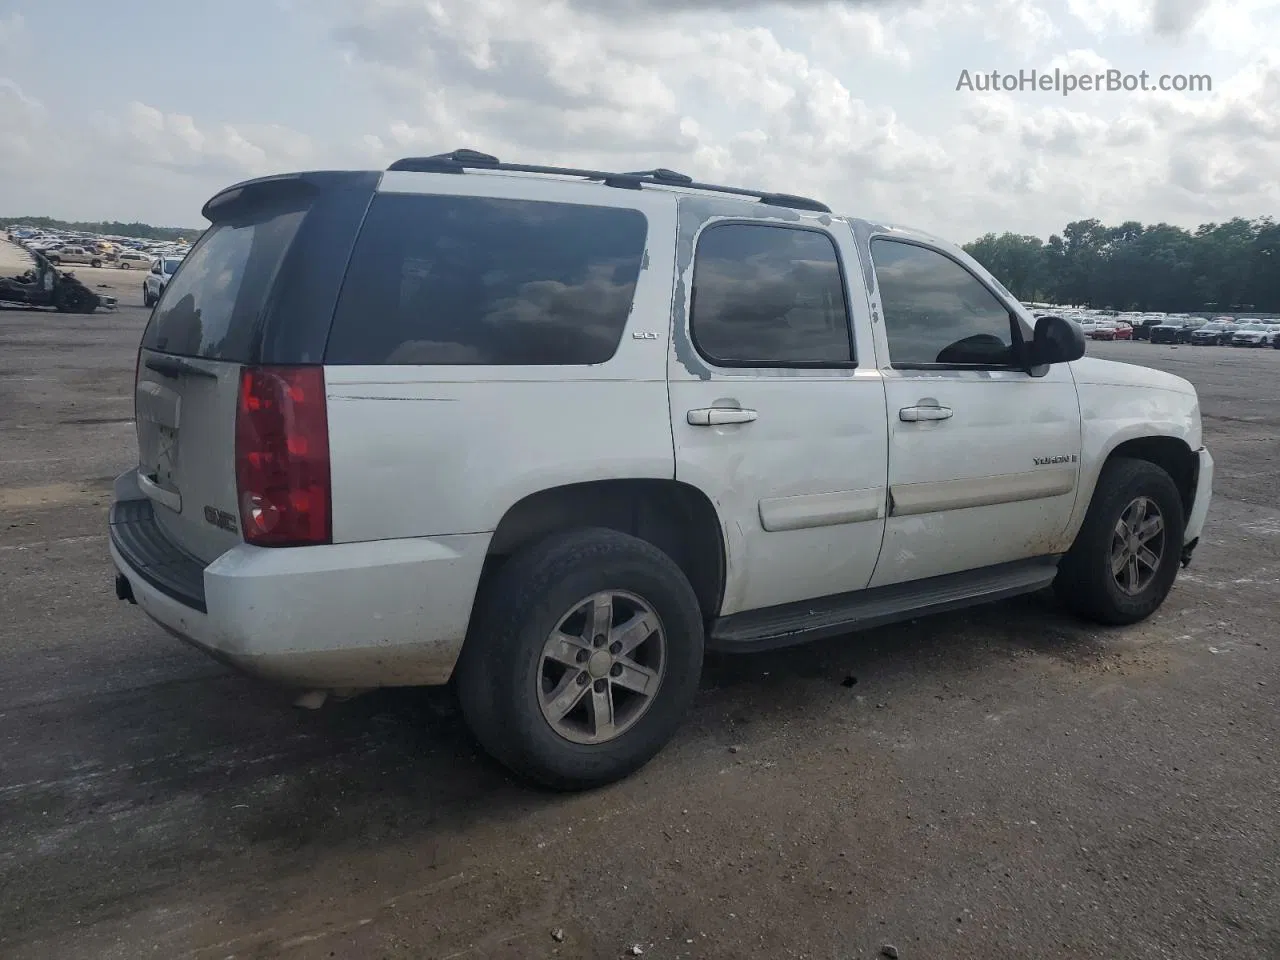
[899,399,953,422]
[688,407,758,426]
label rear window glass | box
[140,206,306,361]
[325,194,648,365]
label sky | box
[0,0,1276,242]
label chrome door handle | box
[688,407,758,426]
[899,399,953,422]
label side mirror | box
[151,263,162,275]
[1027,315,1085,372]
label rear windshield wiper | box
[144,355,218,380]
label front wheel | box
[1054,457,1186,625]
[455,527,705,790]
[142,285,154,307]
[91,259,102,268]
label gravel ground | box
[1,273,1277,960]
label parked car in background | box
[142,255,185,307]
[1150,318,1199,344]
[44,246,104,268]
[1132,315,1166,340]
[1231,322,1276,347]
[1190,321,1236,345]
[116,251,151,269]
[1110,321,1133,340]
[1088,321,1116,341]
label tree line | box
[963,217,1280,313]
[4,216,201,243]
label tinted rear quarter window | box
[141,205,306,361]
[325,194,649,366]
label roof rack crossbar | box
[386,150,831,213]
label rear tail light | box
[234,365,331,547]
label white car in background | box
[142,255,185,307]
[116,251,152,269]
[1230,322,1279,347]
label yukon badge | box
[203,505,239,533]
[1033,454,1078,466]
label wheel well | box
[483,480,726,620]
[1105,436,1197,520]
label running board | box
[708,557,1061,653]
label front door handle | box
[688,407,758,426]
[899,399,953,422]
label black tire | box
[455,527,705,791]
[1054,457,1186,626]
[120,262,131,269]
[142,285,153,307]
[46,255,59,265]
[91,259,102,268]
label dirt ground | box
[1,264,1277,960]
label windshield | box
[1237,323,1265,331]
[1200,324,1225,331]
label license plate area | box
[136,379,183,506]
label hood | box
[1069,357,1197,396]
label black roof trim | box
[386,149,832,213]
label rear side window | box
[689,223,853,366]
[140,206,307,361]
[325,194,648,365]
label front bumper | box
[108,473,491,688]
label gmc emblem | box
[203,505,239,533]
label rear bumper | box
[109,480,491,689]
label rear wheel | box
[142,285,154,307]
[91,259,102,268]
[1055,457,1185,626]
[120,262,131,269]
[455,527,705,790]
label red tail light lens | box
[234,365,331,547]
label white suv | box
[141,255,185,307]
[109,150,1214,789]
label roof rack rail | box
[386,149,832,213]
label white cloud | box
[3,0,1279,241]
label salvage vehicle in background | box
[108,151,1215,790]
[0,251,102,313]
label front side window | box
[871,239,1020,368]
[326,194,648,365]
[689,223,853,365]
